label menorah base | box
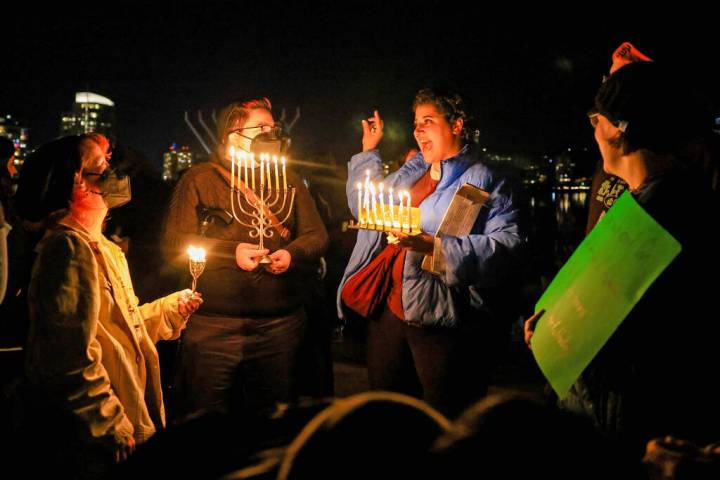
[347,220,421,236]
[259,255,273,265]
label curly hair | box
[412,88,475,141]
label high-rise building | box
[0,114,30,169]
[162,144,194,181]
[60,92,115,141]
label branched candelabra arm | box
[271,188,296,226]
[265,187,282,210]
[230,188,260,228]
[271,186,292,217]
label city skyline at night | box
[3,5,718,172]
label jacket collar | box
[404,144,476,190]
[53,217,119,254]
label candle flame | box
[187,245,206,262]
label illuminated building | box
[0,114,30,169]
[60,91,115,140]
[162,144,194,181]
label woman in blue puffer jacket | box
[338,88,524,415]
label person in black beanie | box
[558,59,720,458]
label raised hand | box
[361,110,384,152]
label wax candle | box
[273,155,279,192]
[229,146,236,189]
[266,155,271,191]
[187,245,206,263]
[251,155,256,190]
[243,151,248,187]
[260,155,264,188]
[281,157,287,191]
[357,182,363,224]
[379,183,386,227]
[405,191,411,230]
[398,192,403,232]
[389,188,395,226]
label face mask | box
[226,126,290,156]
[85,169,132,209]
[249,131,290,156]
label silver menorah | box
[228,149,296,264]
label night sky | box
[4,4,718,171]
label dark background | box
[4,3,718,169]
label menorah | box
[228,147,296,264]
[347,170,421,235]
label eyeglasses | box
[588,112,599,129]
[82,170,110,181]
[587,112,628,133]
[228,123,283,137]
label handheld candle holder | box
[187,245,206,293]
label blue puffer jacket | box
[337,145,523,328]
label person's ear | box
[73,171,87,191]
[608,129,624,149]
[452,118,464,136]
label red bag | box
[341,245,401,318]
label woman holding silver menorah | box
[338,88,524,416]
[163,97,328,421]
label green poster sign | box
[532,192,681,398]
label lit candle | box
[379,183,386,227]
[229,146,236,190]
[363,178,370,223]
[370,183,379,225]
[398,190,404,231]
[273,155,279,192]
[281,157,287,191]
[404,191,411,231]
[260,154,265,191]
[235,150,242,186]
[187,245,206,263]
[357,182,363,224]
[266,155,271,192]
[242,151,248,187]
[388,188,396,227]
[251,154,256,190]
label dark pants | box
[172,308,305,421]
[367,305,499,417]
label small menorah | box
[187,245,206,292]
[228,147,296,264]
[347,169,421,235]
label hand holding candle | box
[178,289,203,318]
